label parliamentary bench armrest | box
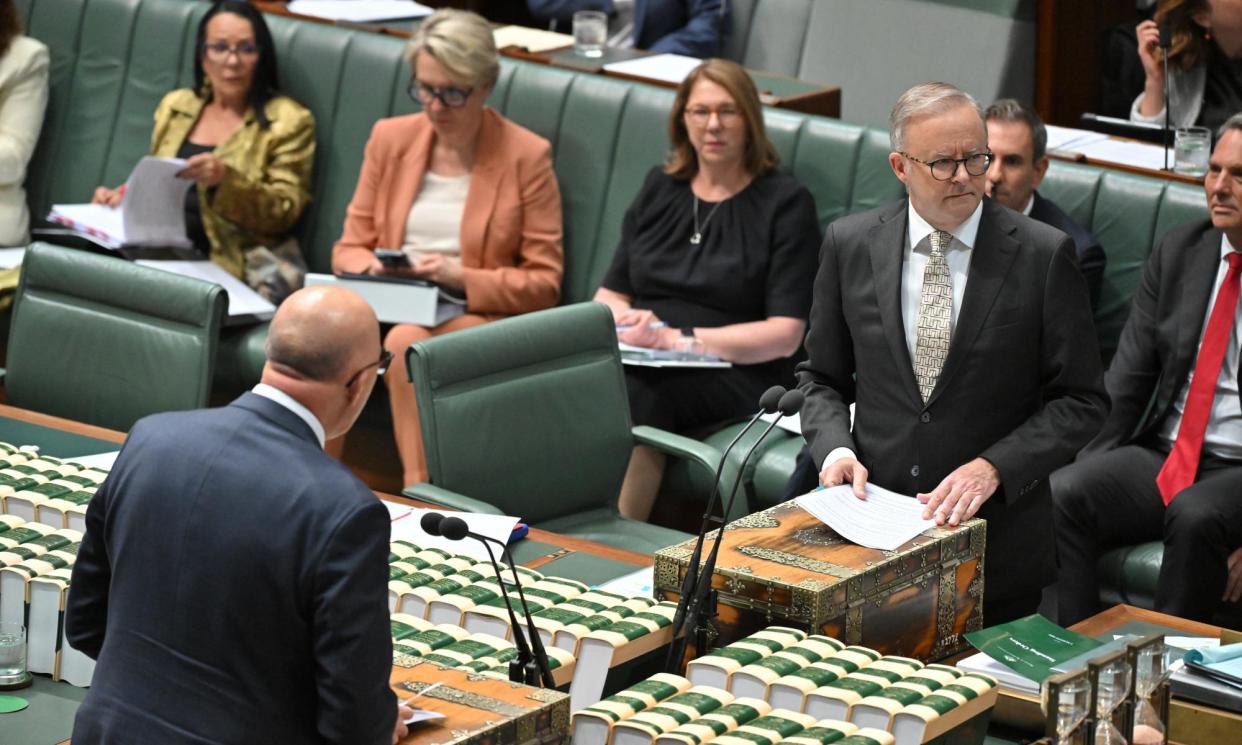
[402,483,507,515]
[633,425,722,481]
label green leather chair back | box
[7,243,227,431]
[406,303,633,524]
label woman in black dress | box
[593,58,820,520]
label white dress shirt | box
[1157,235,1242,461]
[823,200,984,470]
[253,383,326,449]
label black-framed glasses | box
[204,41,260,61]
[901,151,993,181]
[408,80,473,108]
[345,349,393,389]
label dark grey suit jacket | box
[796,198,1108,602]
[1030,192,1106,312]
[1085,219,1235,455]
[66,393,395,745]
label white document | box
[596,566,654,597]
[136,260,276,321]
[305,272,465,327]
[617,341,731,369]
[956,651,1040,695]
[492,25,574,53]
[385,503,520,564]
[0,247,25,269]
[1073,137,1170,172]
[1045,124,1110,152]
[287,0,433,23]
[66,451,120,470]
[794,483,935,551]
[604,53,704,84]
[49,156,193,249]
[759,411,801,435]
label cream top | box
[401,171,470,258]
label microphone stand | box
[474,535,538,685]
[664,387,784,673]
[1162,36,1172,171]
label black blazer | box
[66,393,395,745]
[1086,219,1236,455]
[796,198,1108,601]
[1030,191,1107,312]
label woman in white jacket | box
[0,0,48,247]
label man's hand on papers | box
[1225,547,1242,603]
[820,457,868,499]
[917,457,999,526]
[177,152,228,187]
[393,703,414,743]
[92,185,124,208]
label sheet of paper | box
[404,708,446,725]
[385,503,520,564]
[1045,124,1110,152]
[759,411,801,435]
[956,651,1041,695]
[492,25,574,53]
[135,260,276,320]
[47,203,127,248]
[122,157,193,247]
[0,247,24,269]
[66,451,120,469]
[287,0,433,23]
[794,483,934,551]
[604,53,704,84]
[596,566,654,597]
[1074,137,1170,172]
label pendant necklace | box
[691,195,724,245]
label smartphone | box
[375,248,410,268]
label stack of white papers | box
[957,651,1041,695]
[1045,125,1110,152]
[492,25,574,53]
[385,503,519,564]
[49,157,193,250]
[1073,137,1170,172]
[286,0,433,23]
[604,53,704,84]
[794,483,935,551]
[136,260,276,321]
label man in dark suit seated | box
[1052,115,1242,626]
[65,286,411,745]
[985,98,1107,312]
[526,0,726,58]
[797,82,1107,625]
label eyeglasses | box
[901,152,993,181]
[345,349,393,389]
[684,106,742,126]
[409,80,474,108]
[204,41,260,61]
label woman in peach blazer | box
[332,9,563,485]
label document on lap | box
[49,157,192,250]
[794,483,936,551]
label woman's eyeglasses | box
[409,81,474,109]
[204,42,260,62]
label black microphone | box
[440,516,556,689]
[1159,23,1173,170]
[423,512,537,685]
[675,389,805,668]
[664,385,784,672]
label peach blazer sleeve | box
[331,111,564,318]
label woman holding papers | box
[331,9,563,486]
[592,59,819,520]
[0,0,48,248]
[92,1,314,303]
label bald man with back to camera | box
[66,287,412,745]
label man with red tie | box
[1052,114,1242,625]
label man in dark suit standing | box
[1053,116,1242,625]
[66,287,410,745]
[984,98,1107,312]
[797,82,1107,625]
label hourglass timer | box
[1127,634,1175,745]
[1088,650,1133,745]
[1043,669,1093,745]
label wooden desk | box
[1049,140,1203,187]
[987,605,1242,743]
[0,404,126,447]
[252,1,841,118]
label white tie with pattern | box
[914,229,954,402]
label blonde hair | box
[404,8,499,89]
[665,59,778,180]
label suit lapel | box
[387,121,435,250]
[1173,228,1224,382]
[460,110,503,269]
[868,202,922,405]
[927,202,1018,406]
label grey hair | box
[889,82,985,152]
[404,8,499,90]
[1219,113,1242,140]
[985,98,1047,161]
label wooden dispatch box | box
[654,501,985,662]
[391,658,570,744]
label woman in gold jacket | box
[94,1,313,303]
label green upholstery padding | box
[1097,542,1164,610]
[404,303,706,552]
[6,243,225,431]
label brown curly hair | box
[664,58,779,181]
[0,0,22,58]
[1156,0,1212,72]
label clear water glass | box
[1174,127,1211,177]
[0,621,26,681]
[573,10,608,58]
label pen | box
[615,322,667,330]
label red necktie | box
[1156,251,1242,504]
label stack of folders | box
[1174,643,1242,712]
[572,628,999,744]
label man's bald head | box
[265,286,379,382]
